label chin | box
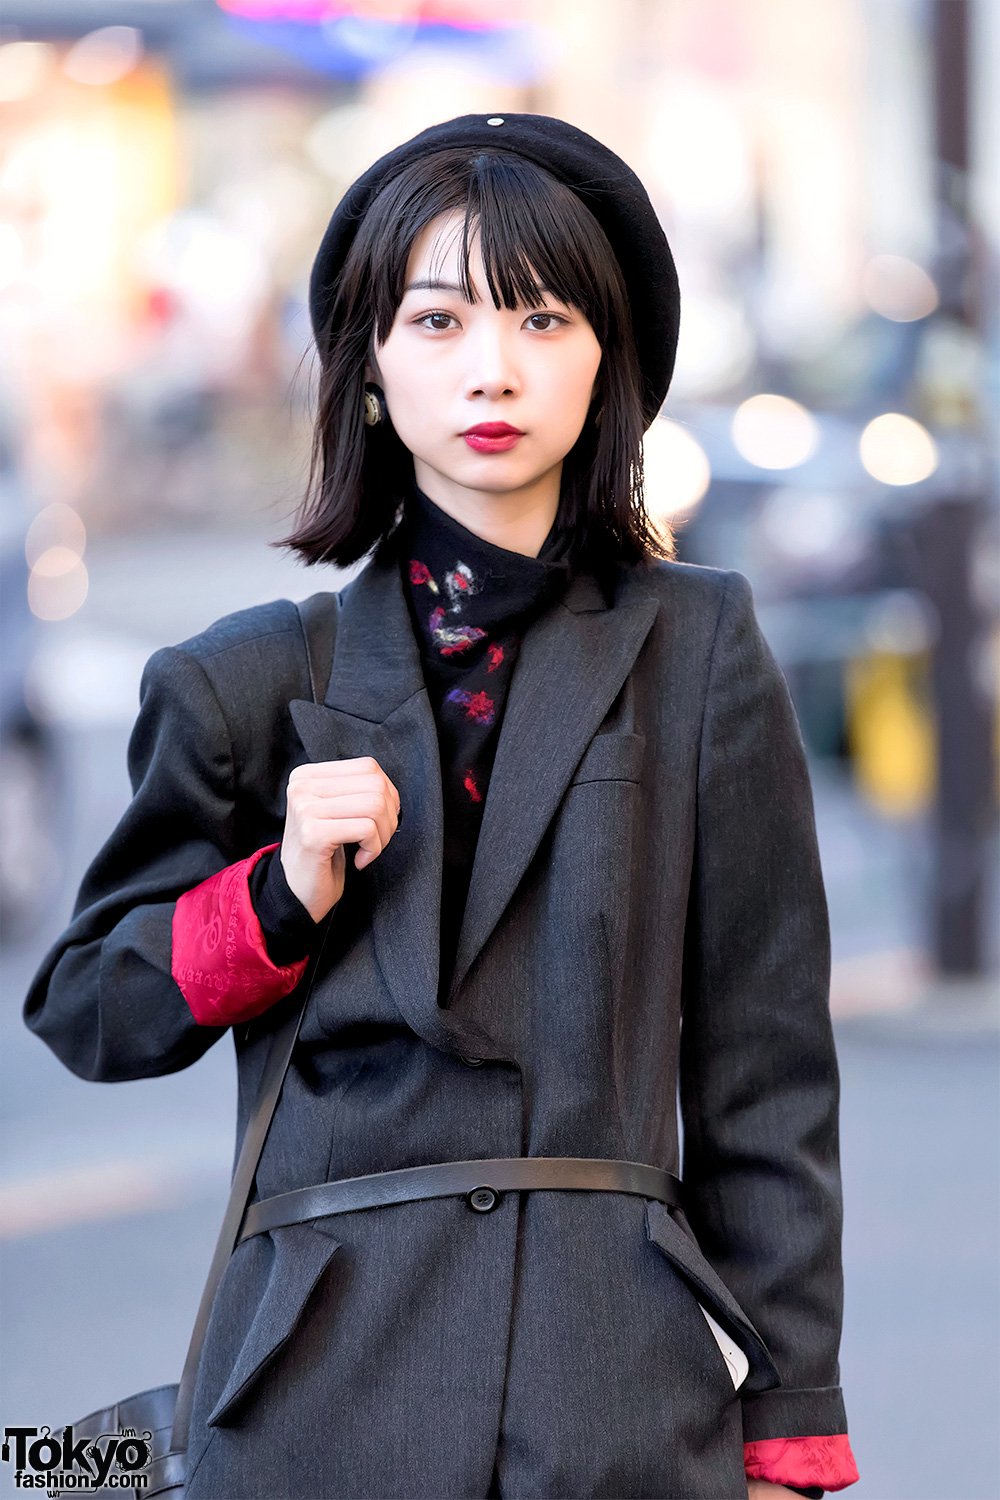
[425,459,536,492]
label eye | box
[414,311,458,331]
[526,312,569,331]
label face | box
[369,209,603,518]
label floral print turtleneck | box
[395,479,575,994]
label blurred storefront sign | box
[2,0,539,85]
[212,0,539,82]
[0,49,179,513]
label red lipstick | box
[463,422,525,454]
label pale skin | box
[280,214,805,1500]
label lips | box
[463,423,524,437]
[463,421,525,454]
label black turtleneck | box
[249,480,576,985]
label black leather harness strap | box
[237,1156,684,1244]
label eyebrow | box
[403,279,466,295]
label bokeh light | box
[63,28,144,88]
[25,503,88,570]
[859,412,938,485]
[731,394,821,470]
[759,487,867,572]
[0,40,57,102]
[642,418,712,524]
[28,547,89,621]
[862,253,939,322]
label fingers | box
[286,758,402,870]
[289,759,401,815]
[289,756,396,787]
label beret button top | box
[485,116,504,126]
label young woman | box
[24,113,861,1500]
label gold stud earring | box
[363,383,388,427]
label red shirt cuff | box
[744,1434,860,1492]
[172,843,310,1026]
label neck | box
[410,461,561,560]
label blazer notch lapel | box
[447,583,660,1005]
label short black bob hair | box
[273,146,677,577]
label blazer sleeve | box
[22,643,300,1082]
[677,570,856,1468]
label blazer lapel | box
[445,570,659,1007]
[287,539,499,1060]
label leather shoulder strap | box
[170,589,342,1454]
[296,589,341,706]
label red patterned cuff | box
[744,1434,860,1492]
[172,843,310,1026]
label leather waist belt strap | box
[237,1156,683,1245]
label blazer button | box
[459,1053,484,1067]
[466,1186,500,1213]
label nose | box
[463,320,521,402]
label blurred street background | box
[1,2,998,1497]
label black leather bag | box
[64,593,339,1497]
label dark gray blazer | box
[24,540,850,1499]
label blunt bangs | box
[362,149,621,351]
[273,147,677,576]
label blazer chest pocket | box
[644,1200,781,1396]
[207,1221,343,1428]
[570,731,646,786]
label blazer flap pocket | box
[207,1222,342,1427]
[644,1200,780,1394]
[571,731,646,785]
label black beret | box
[308,111,680,428]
